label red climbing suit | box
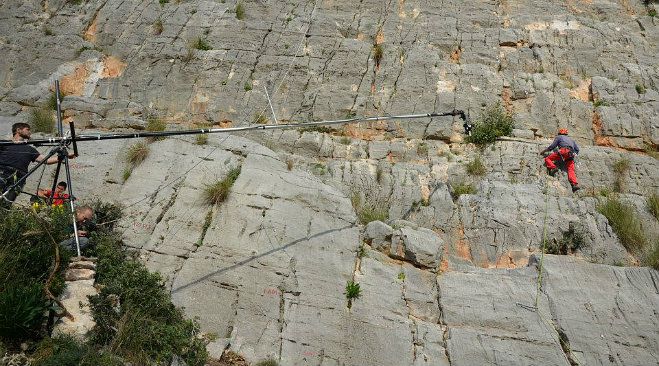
[545,148,578,186]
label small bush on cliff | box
[597,197,647,252]
[349,176,390,225]
[203,166,242,205]
[29,108,56,134]
[466,103,514,146]
[0,207,72,343]
[465,156,486,176]
[647,193,659,220]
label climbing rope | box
[535,177,552,308]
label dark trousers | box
[0,167,24,207]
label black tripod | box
[1,81,82,256]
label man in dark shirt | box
[1,122,76,206]
[540,128,580,192]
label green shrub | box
[647,194,659,220]
[47,92,64,110]
[254,113,268,124]
[0,282,49,339]
[0,208,72,298]
[635,84,646,94]
[612,158,630,192]
[465,156,486,176]
[146,117,166,141]
[192,37,212,51]
[195,134,208,145]
[153,19,164,35]
[30,108,56,134]
[597,197,648,252]
[244,81,253,91]
[649,9,657,17]
[451,183,476,198]
[255,360,280,366]
[345,281,360,300]
[203,166,241,205]
[417,142,428,156]
[235,3,245,19]
[350,176,389,225]
[593,99,608,107]
[546,224,585,255]
[645,242,659,270]
[125,142,149,167]
[89,233,207,365]
[465,103,514,145]
[299,125,336,134]
[373,44,383,66]
[339,136,351,145]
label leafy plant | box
[153,19,164,35]
[649,9,657,17]
[465,156,486,176]
[235,3,245,20]
[635,84,646,94]
[465,103,514,145]
[647,193,659,220]
[88,232,207,365]
[254,113,268,124]
[373,44,383,67]
[244,81,253,91]
[546,223,585,255]
[451,183,476,198]
[350,176,390,225]
[397,272,405,281]
[597,197,648,252]
[646,242,659,270]
[345,281,361,300]
[612,158,630,192]
[29,108,55,134]
[339,136,351,145]
[0,282,49,339]
[146,117,166,141]
[593,99,608,108]
[255,360,279,366]
[192,37,212,51]
[203,166,241,205]
[417,142,428,156]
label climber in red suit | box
[540,128,580,193]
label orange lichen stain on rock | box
[59,64,90,96]
[493,250,531,269]
[592,111,614,147]
[342,124,382,141]
[218,120,233,128]
[84,15,98,43]
[189,93,209,114]
[455,226,472,263]
[449,46,462,64]
[101,56,126,78]
[569,78,591,102]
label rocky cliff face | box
[1,0,658,365]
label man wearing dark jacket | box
[0,122,75,206]
[540,128,580,192]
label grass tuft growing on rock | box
[192,37,212,51]
[146,117,167,141]
[255,360,280,366]
[345,281,360,301]
[597,197,647,253]
[612,158,631,192]
[465,103,514,146]
[235,3,245,20]
[349,176,390,225]
[125,142,149,167]
[29,108,56,134]
[465,156,486,176]
[647,193,659,220]
[203,166,241,205]
[451,183,476,198]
